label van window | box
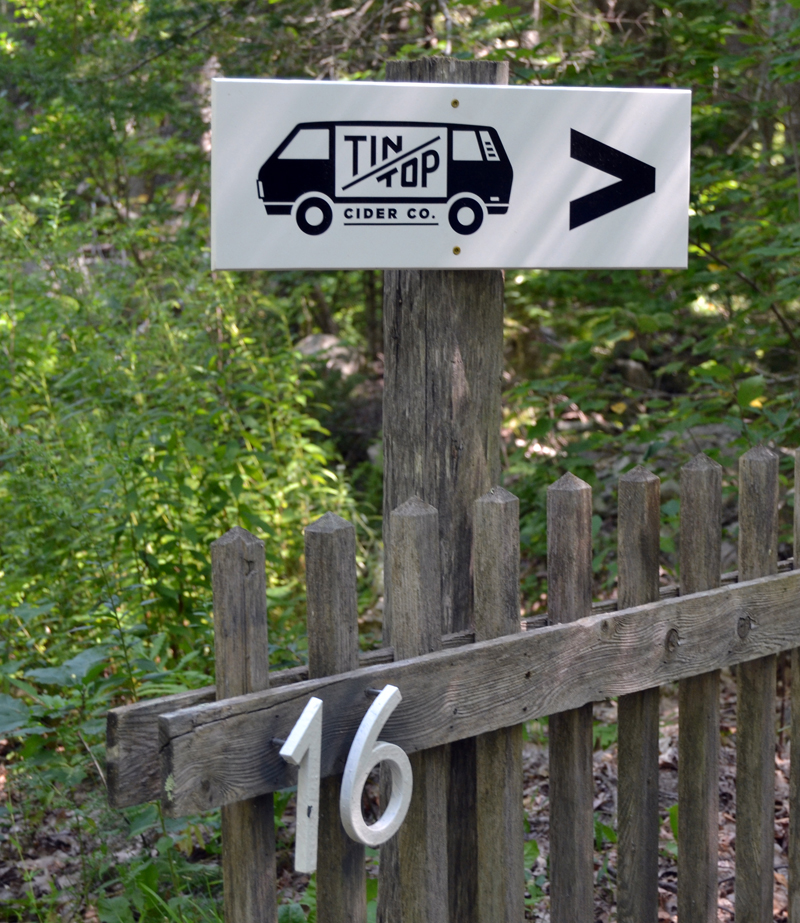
[278,128,329,160]
[452,130,483,161]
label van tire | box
[448,197,484,235]
[296,197,333,235]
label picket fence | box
[107,444,800,923]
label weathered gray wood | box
[792,646,800,923]
[382,55,509,923]
[790,448,800,923]
[382,261,506,637]
[108,636,481,810]
[388,498,444,659]
[736,445,779,922]
[385,57,509,86]
[382,55,508,638]
[159,566,800,816]
[547,473,594,921]
[473,488,524,923]
[211,527,276,923]
[617,466,661,923]
[378,498,448,923]
[677,453,722,923]
[108,685,216,809]
[305,513,366,923]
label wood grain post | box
[473,487,524,923]
[736,445,779,923]
[383,55,508,923]
[547,472,594,921]
[791,447,800,923]
[377,498,449,923]
[677,453,722,923]
[617,466,661,923]
[305,513,366,923]
[211,527,277,923]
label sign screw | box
[451,99,459,108]
[453,246,461,255]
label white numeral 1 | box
[339,685,413,847]
[279,696,323,873]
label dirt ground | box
[521,670,791,921]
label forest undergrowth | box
[2,0,800,919]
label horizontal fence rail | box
[155,567,800,816]
[106,449,800,921]
[108,562,795,810]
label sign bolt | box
[451,99,459,108]
[453,246,461,255]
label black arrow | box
[569,129,656,230]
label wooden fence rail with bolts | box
[107,445,800,921]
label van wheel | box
[296,197,333,235]
[448,198,484,235]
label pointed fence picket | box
[107,446,800,920]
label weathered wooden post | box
[473,486,524,923]
[305,513,366,923]
[791,447,800,923]
[381,57,508,923]
[677,453,722,923]
[616,467,661,923]
[547,473,594,921]
[380,497,449,923]
[736,445,779,921]
[211,527,277,923]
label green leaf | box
[661,499,680,517]
[127,803,160,838]
[366,876,379,922]
[98,896,135,923]
[668,803,679,842]
[524,837,540,866]
[278,903,307,923]
[736,375,766,408]
[27,647,108,688]
[26,666,75,687]
[482,2,521,20]
[594,817,617,847]
[0,693,30,735]
[528,416,551,439]
[593,721,618,750]
[655,361,684,378]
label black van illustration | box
[257,121,513,235]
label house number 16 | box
[279,685,413,872]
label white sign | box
[211,79,691,270]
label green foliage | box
[523,834,545,905]
[2,0,800,918]
[593,720,618,751]
[497,1,800,606]
[594,815,617,850]
[668,802,679,843]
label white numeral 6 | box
[339,684,413,847]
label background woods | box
[1,0,800,920]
